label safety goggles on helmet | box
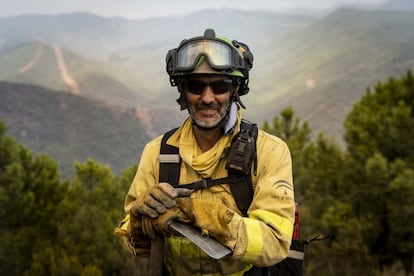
[166,29,252,77]
[170,39,245,72]
[183,79,234,95]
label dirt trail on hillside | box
[53,44,80,95]
[19,42,44,73]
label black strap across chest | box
[158,120,258,216]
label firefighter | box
[114,29,295,275]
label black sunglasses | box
[183,79,233,95]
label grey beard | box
[188,102,231,131]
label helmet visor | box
[176,39,237,71]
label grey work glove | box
[141,198,236,242]
[129,182,192,241]
[130,182,192,218]
[141,198,194,239]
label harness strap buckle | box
[192,179,209,190]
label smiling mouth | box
[199,109,218,116]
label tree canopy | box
[262,70,414,275]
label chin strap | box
[224,102,238,135]
[234,92,246,109]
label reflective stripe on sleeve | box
[240,218,263,262]
[249,209,294,238]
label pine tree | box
[344,70,414,273]
[0,121,66,275]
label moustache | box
[196,103,221,110]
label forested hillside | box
[0,82,150,177]
[0,122,145,274]
[253,8,414,140]
[262,70,414,275]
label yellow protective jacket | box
[114,116,295,275]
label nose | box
[200,85,215,103]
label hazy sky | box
[0,0,388,19]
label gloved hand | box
[141,198,193,239]
[142,198,238,244]
[129,183,192,243]
[186,199,237,244]
[127,213,150,252]
[131,182,192,219]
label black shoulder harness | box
[159,119,258,216]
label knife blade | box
[170,221,232,259]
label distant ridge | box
[0,81,150,177]
[380,0,414,10]
[0,41,146,107]
[1,7,414,142]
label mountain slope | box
[0,81,150,177]
[1,9,414,142]
[0,41,187,139]
[248,8,414,140]
[0,41,148,107]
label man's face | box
[183,75,233,129]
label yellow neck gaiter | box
[170,110,241,179]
